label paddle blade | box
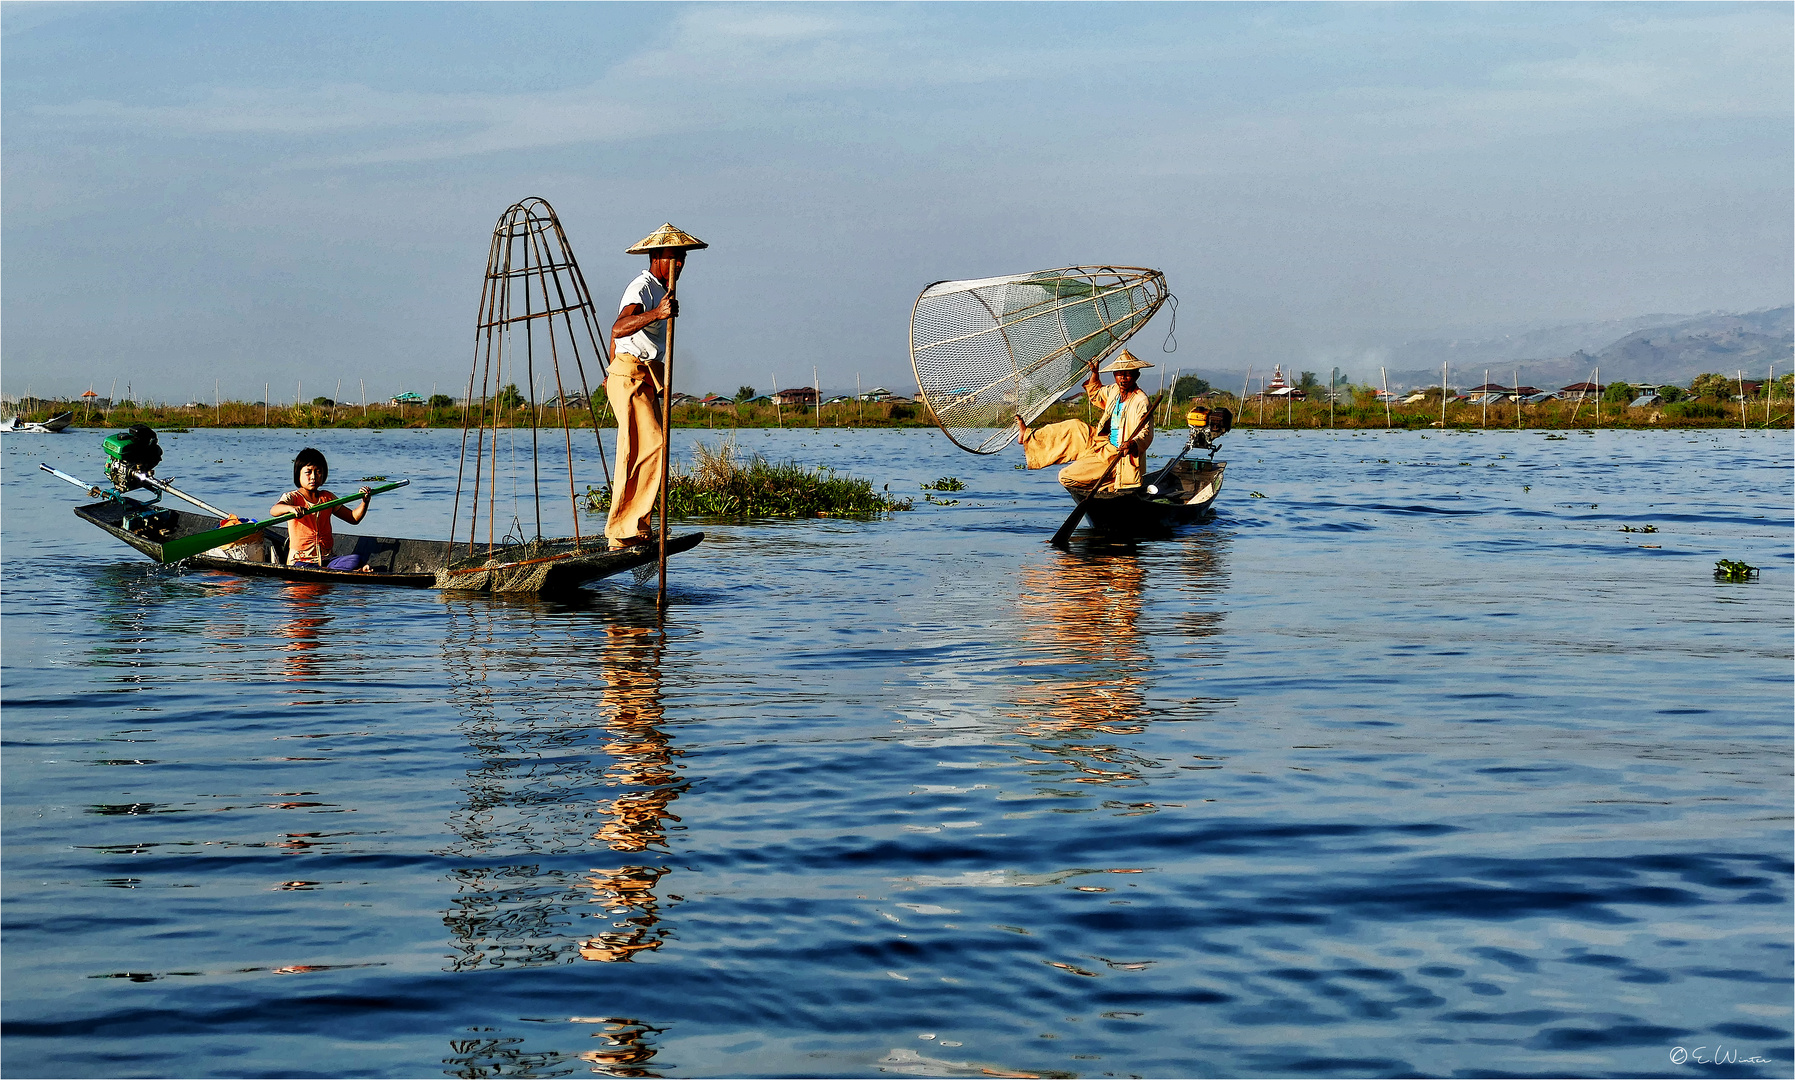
[1050,496,1092,548]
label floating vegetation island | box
[583,439,912,519]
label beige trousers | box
[605,353,666,542]
[1023,419,1143,494]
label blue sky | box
[3,1,1789,402]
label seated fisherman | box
[271,447,372,568]
[1015,350,1155,495]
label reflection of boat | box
[70,498,699,592]
[1,411,74,433]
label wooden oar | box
[1049,392,1163,548]
[160,480,409,562]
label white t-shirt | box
[615,269,667,360]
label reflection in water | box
[443,1017,665,1079]
[276,583,332,682]
[1008,534,1231,791]
[438,598,685,976]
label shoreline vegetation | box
[581,439,914,518]
[6,383,1790,433]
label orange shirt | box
[286,489,350,564]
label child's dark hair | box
[293,447,328,487]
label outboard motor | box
[101,424,163,492]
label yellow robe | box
[604,351,666,543]
[1022,384,1154,495]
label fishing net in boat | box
[436,538,614,593]
[909,266,1169,454]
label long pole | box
[771,373,782,428]
[1240,366,1252,426]
[333,378,342,424]
[1482,368,1488,429]
[1441,362,1447,427]
[658,270,678,613]
[361,379,367,419]
[1738,370,1746,430]
[856,372,864,426]
[1595,365,1601,427]
[813,365,821,430]
[1514,367,1521,430]
[1329,366,1337,429]
[1381,366,1391,428]
[215,379,220,426]
[265,383,269,427]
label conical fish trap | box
[909,266,1168,454]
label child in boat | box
[271,447,372,569]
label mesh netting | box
[436,538,621,594]
[909,266,1168,454]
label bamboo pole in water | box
[1483,368,1488,429]
[1240,366,1252,424]
[814,366,821,430]
[1738,370,1746,430]
[1441,362,1448,427]
[1514,368,1521,430]
[770,373,782,428]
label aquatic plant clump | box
[1714,559,1759,581]
[584,439,913,519]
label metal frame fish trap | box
[909,266,1168,454]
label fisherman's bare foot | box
[1014,414,1028,443]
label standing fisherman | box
[1014,350,1156,495]
[606,223,707,550]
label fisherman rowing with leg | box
[1015,350,1155,496]
[606,223,706,551]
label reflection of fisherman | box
[580,622,682,963]
[606,223,707,550]
[1015,350,1155,495]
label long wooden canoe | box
[73,500,700,593]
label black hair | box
[293,447,328,487]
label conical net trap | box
[909,266,1168,454]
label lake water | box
[3,424,1790,1079]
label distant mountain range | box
[1164,306,1792,394]
[1377,306,1792,390]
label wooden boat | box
[1,411,74,433]
[71,498,701,593]
[1077,457,1225,536]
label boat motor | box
[1145,407,1232,496]
[101,424,163,493]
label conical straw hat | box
[1101,349,1153,372]
[625,223,708,254]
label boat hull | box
[73,501,699,593]
[1072,459,1225,536]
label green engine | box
[102,423,163,491]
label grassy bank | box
[1225,394,1790,431]
[8,392,1789,433]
